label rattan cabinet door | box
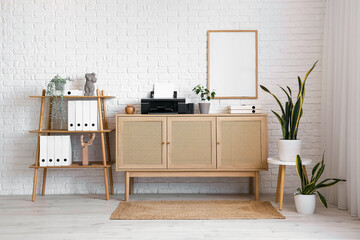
[217,116,268,170]
[117,117,166,169]
[168,117,216,169]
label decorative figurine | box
[80,133,96,166]
[84,73,97,96]
[125,105,135,114]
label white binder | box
[75,101,83,131]
[82,101,90,131]
[61,136,72,166]
[39,136,48,166]
[54,136,62,166]
[47,136,55,166]
[89,101,98,131]
[68,101,76,131]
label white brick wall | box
[0,0,325,196]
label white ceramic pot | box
[294,192,316,214]
[277,139,301,162]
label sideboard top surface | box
[116,113,268,117]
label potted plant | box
[192,85,216,114]
[260,61,317,161]
[46,75,72,129]
[295,154,345,214]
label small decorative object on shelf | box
[46,75,72,129]
[80,133,96,166]
[192,84,216,114]
[84,73,97,96]
[260,61,318,161]
[295,154,345,214]
[125,105,135,114]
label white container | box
[277,139,301,162]
[294,192,316,215]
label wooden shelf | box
[30,95,115,99]
[30,161,114,169]
[29,129,114,133]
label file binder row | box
[39,136,72,166]
[68,100,98,131]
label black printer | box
[141,91,194,114]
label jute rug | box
[110,200,285,220]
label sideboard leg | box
[249,177,254,194]
[32,168,38,202]
[41,168,47,196]
[125,171,130,201]
[255,171,259,201]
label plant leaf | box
[317,191,328,208]
[296,155,307,192]
[260,85,285,117]
[290,95,303,139]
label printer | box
[141,91,194,114]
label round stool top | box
[267,157,312,166]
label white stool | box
[267,157,312,211]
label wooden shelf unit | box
[29,89,115,202]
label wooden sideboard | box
[116,114,268,201]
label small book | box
[61,136,72,166]
[75,101,83,131]
[230,105,262,110]
[230,109,263,114]
[54,136,62,166]
[89,101,98,131]
[68,101,76,131]
[82,101,90,131]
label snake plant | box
[260,61,317,139]
[296,154,345,208]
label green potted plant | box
[260,61,317,161]
[46,75,72,129]
[192,85,216,114]
[295,154,345,214]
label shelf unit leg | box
[42,168,47,196]
[101,90,114,195]
[103,168,110,200]
[125,171,130,201]
[255,172,259,201]
[249,177,254,194]
[109,166,114,195]
[32,168,39,202]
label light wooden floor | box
[0,194,359,240]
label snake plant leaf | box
[280,86,292,104]
[290,95,303,139]
[317,191,328,208]
[260,85,285,117]
[296,155,307,191]
[316,178,346,189]
[286,86,292,97]
[271,110,283,125]
[311,161,321,182]
[297,76,302,98]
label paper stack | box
[39,136,72,167]
[229,105,262,114]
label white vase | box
[277,139,301,162]
[294,192,316,214]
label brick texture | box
[0,0,325,195]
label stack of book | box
[39,136,72,167]
[68,100,98,131]
[229,105,262,114]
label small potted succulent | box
[192,85,216,114]
[260,61,317,161]
[295,154,345,214]
[46,75,72,129]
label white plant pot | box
[294,192,316,215]
[277,139,301,162]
